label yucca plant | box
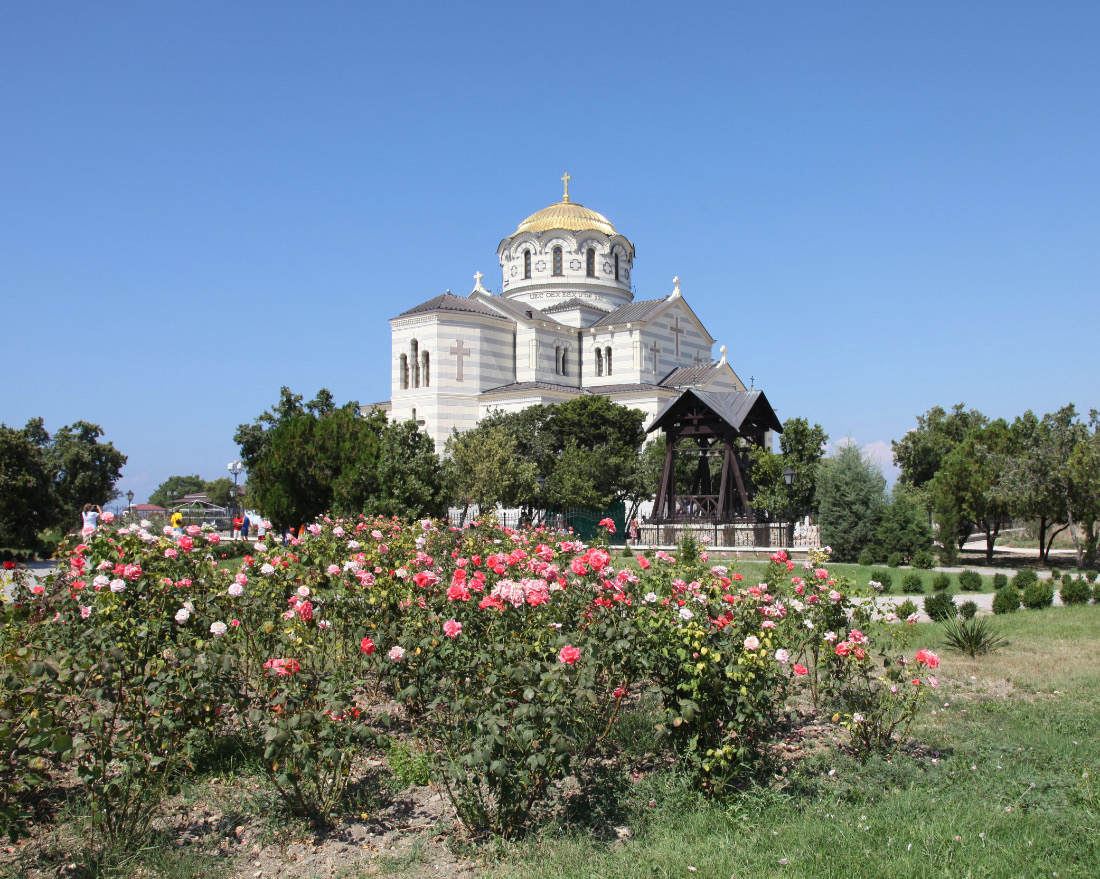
[941,616,1007,657]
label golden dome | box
[515,201,618,236]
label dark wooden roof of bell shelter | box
[646,388,783,436]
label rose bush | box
[3,515,942,846]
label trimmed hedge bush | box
[1022,580,1054,610]
[931,572,952,592]
[1059,577,1091,605]
[924,593,957,622]
[959,600,978,620]
[911,550,934,569]
[992,573,1008,590]
[887,552,903,568]
[958,570,983,592]
[857,548,877,567]
[871,569,893,592]
[1013,569,1039,590]
[896,599,918,619]
[1085,570,1098,583]
[902,573,924,593]
[993,588,1021,614]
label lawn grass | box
[489,605,1100,879]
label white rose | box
[174,608,191,623]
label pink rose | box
[743,636,760,651]
[558,645,581,665]
[793,664,808,676]
[388,645,406,662]
[443,619,462,638]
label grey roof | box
[542,297,612,314]
[589,298,667,328]
[659,363,720,388]
[394,293,503,320]
[591,382,670,395]
[647,389,783,435]
[481,381,586,396]
[475,294,560,325]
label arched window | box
[400,354,409,389]
[605,346,612,376]
[554,344,562,375]
[421,351,430,387]
[561,346,569,376]
[410,340,420,388]
[586,248,595,277]
[595,347,603,376]
[524,250,531,279]
[614,253,620,281]
[553,246,563,276]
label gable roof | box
[481,381,585,397]
[394,293,503,320]
[589,298,667,327]
[542,297,612,315]
[472,292,561,326]
[646,388,783,435]
[659,363,720,388]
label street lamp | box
[126,490,134,517]
[228,461,244,512]
[781,468,796,549]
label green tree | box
[815,442,886,562]
[148,475,206,508]
[44,421,126,532]
[0,424,53,548]
[371,419,449,520]
[874,487,933,562]
[748,417,828,520]
[892,404,988,503]
[932,420,1012,562]
[997,411,1069,563]
[445,425,538,520]
[202,477,235,508]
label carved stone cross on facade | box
[693,350,709,366]
[670,316,686,357]
[449,339,471,382]
[473,270,483,286]
[649,340,662,372]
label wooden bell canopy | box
[647,388,782,523]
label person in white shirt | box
[81,504,101,533]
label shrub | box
[958,570,983,592]
[1061,572,1073,587]
[857,548,877,567]
[941,616,1006,657]
[871,569,893,592]
[1059,576,1091,605]
[992,588,1021,614]
[911,550,934,569]
[1085,570,1098,583]
[959,600,978,620]
[1013,569,1039,590]
[1051,568,1061,580]
[902,573,924,593]
[924,593,957,622]
[887,552,903,568]
[1022,580,1054,610]
[931,572,952,592]
[993,573,1008,590]
[896,599,918,619]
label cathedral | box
[383,175,749,451]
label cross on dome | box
[561,171,571,203]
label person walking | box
[170,509,183,535]
[232,514,243,539]
[628,517,640,542]
[240,513,251,541]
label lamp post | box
[126,490,134,518]
[782,468,796,548]
[228,461,243,513]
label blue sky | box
[3,2,1098,505]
